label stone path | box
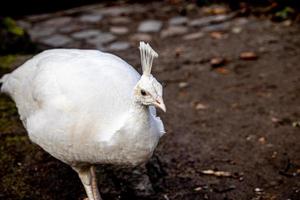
[17,2,250,52]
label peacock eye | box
[141,89,147,96]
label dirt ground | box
[1,2,300,200]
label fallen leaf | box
[215,67,230,74]
[239,51,258,60]
[203,6,228,15]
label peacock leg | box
[90,166,102,200]
[73,166,96,200]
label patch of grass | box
[2,17,24,36]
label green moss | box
[0,55,17,73]
[2,17,24,36]
[0,95,23,133]
[275,6,295,19]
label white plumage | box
[0,42,165,200]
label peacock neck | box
[131,101,150,125]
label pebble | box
[40,34,72,47]
[60,24,82,33]
[232,27,242,34]
[138,20,162,33]
[71,30,102,39]
[239,51,258,60]
[17,20,31,29]
[189,14,232,27]
[210,57,226,67]
[110,26,129,35]
[41,17,72,27]
[130,33,152,42]
[234,18,249,26]
[160,26,188,38]
[97,6,132,16]
[183,32,204,40]
[178,82,189,88]
[79,13,103,23]
[195,103,208,110]
[108,41,130,51]
[254,188,263,193]
[28,26,56,39]
[201,22,231,32]
[87,32,116,45]
[169,16,188,26]
[110,16,131,24]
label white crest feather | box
[139,41,158,75]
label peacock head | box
[134,41,166,112]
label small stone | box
[292,121,300,128]
[138,20,162,33]
[202,22,230,32]
[178,82,189,88]
[282,20,292,27]
[98,6,132,16]
[40,34,72,47]
[210,31,225,39]
[160,26,188,38]
[17,20,31,29]
[239,51,258,60]
[169,16,188,26]
[194,187,203,191]
[271,151,277,158]
[234,18,248,26]
[210,57,226,67]
[130,33,152,42]
[108,41,130,51]
[246,135,255,141]
[258,137,266,144]
[110,17,131,24]
[183,32,204,40]
[87,32,116,45]
[71,30,102,39]
[254,188,263,193]
[232,27,242,34]
[41,17,72,28]
[28,26,56,39]
[60,24,82,33]
[110,26,129,35]
[195,103,208,110]
[189,14,232,27]
[79,13,103,23]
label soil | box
[0,2,300,200]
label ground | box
[0,2,300,200]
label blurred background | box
[0,0,300,200]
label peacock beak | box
[154,96,166,112]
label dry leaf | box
[216,67,230,74]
